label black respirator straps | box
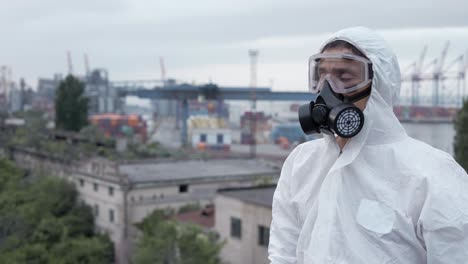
[344,86,372,103]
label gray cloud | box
[0,0,467,86]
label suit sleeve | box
[418,160,468,264]
[268,146,302,264]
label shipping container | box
[270,123,319,144]
[89,114,148,142]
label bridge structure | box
[118,83,315,147]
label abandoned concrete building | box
[10,147,280,263]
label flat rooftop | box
[174,206,215,229]
[217,185,276,208]
[119,159,279,185]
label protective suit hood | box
[321,27,407,150]
[269,27,468,264]
[322,27,401,106]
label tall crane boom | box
[438,41,450,73]
[84,53,90,75]
[433,41,450,106]
[410,46,428,105]
[67,51,74,75]
[416,45,428,73]
[159,57,166,83]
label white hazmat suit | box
[268,27,468,264]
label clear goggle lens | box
[308,53,372,94]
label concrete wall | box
[127,180,258,224]
[73,172,125,243]
[215,195,272,264]
[12,149,71,178]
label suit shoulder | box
[394,137,465,180]
[285,138,325,161]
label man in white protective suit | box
[268,26,468,264]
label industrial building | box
[9,147,280,263]
[80,158,279,263]
[215,185,275,264]
[188,116,232,150]
[35,68,123,116]
[85,69,123,115]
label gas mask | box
[298,79,371,138]
[298,52,373,138]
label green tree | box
[177,203,202,214]
[0,158,114,263]
[4,110,47,149]
[133,209,225,264]
[454,99,468,170]
[80,125,107,142]
[55,75,89,132]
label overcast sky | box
[1,0,467,92]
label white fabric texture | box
[268,27,468,264]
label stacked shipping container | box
[240,111,271,144]
[89,114,148,142]
[393,106,458,121]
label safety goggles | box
[308,53,373,94]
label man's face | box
[320,47,372,95]
[320,47,372,110]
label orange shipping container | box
[127,115,139,126]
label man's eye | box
[340,73,354,81]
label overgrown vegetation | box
[177,203,203,214]
[133,209,225,264]
[3,110,171,161]
[0,158,114,263]
[454,99,468,170]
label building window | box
[131,196,135,202]
[79,179,84,187]
[179,184,189,193]
[139,196,143,201]
[109,209,114,223]
[93,183,98,192]
[94,204,99,217]
[200,134,207,143]
[152,195,157,200]
[108,186,114,196]
[230,217,242,239]
[258,225,270,247]
[217,134,223,144]
[160,194,164,199]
